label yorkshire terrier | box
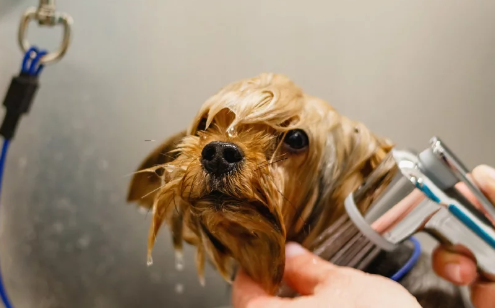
[127,73,467,308]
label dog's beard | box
[145,132,288,295]
[193,196,285,294]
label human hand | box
[232,242,421,308]
[432,164,495,308]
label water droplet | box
[199,276,205,286]
[164,164,175,173]
[175,283,184,294]
[147,255,153,266]
[175,251,184,271]
[53,222,64,233]
[227,126,237,137]
[201,134,207,140]
[77,235,91,249]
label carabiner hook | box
[17,0,73,65]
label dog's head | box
[127,73,393,294]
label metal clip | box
[18,0,73,64]
[428,136,495,221]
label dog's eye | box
[283,129,309,151]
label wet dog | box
[127,73,466,307]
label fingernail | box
[444,263,463,284]
[477,165,495,184]
[285,242,306,258]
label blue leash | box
[0,47,47,308]
[0,139,11,308]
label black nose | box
[201,141,244,176]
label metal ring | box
[18,8,73,65]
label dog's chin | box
[193,191,286,295]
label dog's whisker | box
[172,190,180,215]
[160,151,194,161]
[141,183,167,199]
[261,153,287,165]
[269,137,286,164]
[255,157,288,171]
[144,206,153,220]
[272,185,308,230]
[122,168,158,178]
[159,152,177,160]
[188,172,200,200]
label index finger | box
[472,165,495,205]
[432,165,495,283]
[454,165,495,226]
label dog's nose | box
[201,141,244,176]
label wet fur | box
[127,73,466,307]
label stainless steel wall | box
[0,1,494,307]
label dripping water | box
[175,251,184,271]
[147,255,153,266]
[175,283,184,294]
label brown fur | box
[127,73,412,295]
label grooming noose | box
[0,1,73,307]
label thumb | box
[282,242,336,295]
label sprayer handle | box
[424,207,495,281]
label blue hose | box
[390,236,422,282]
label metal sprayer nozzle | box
[344,136,495,281]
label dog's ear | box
[339,123,394,193]
[294,117,395,246]
[360,134,394,177]
[127,130,187,209]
